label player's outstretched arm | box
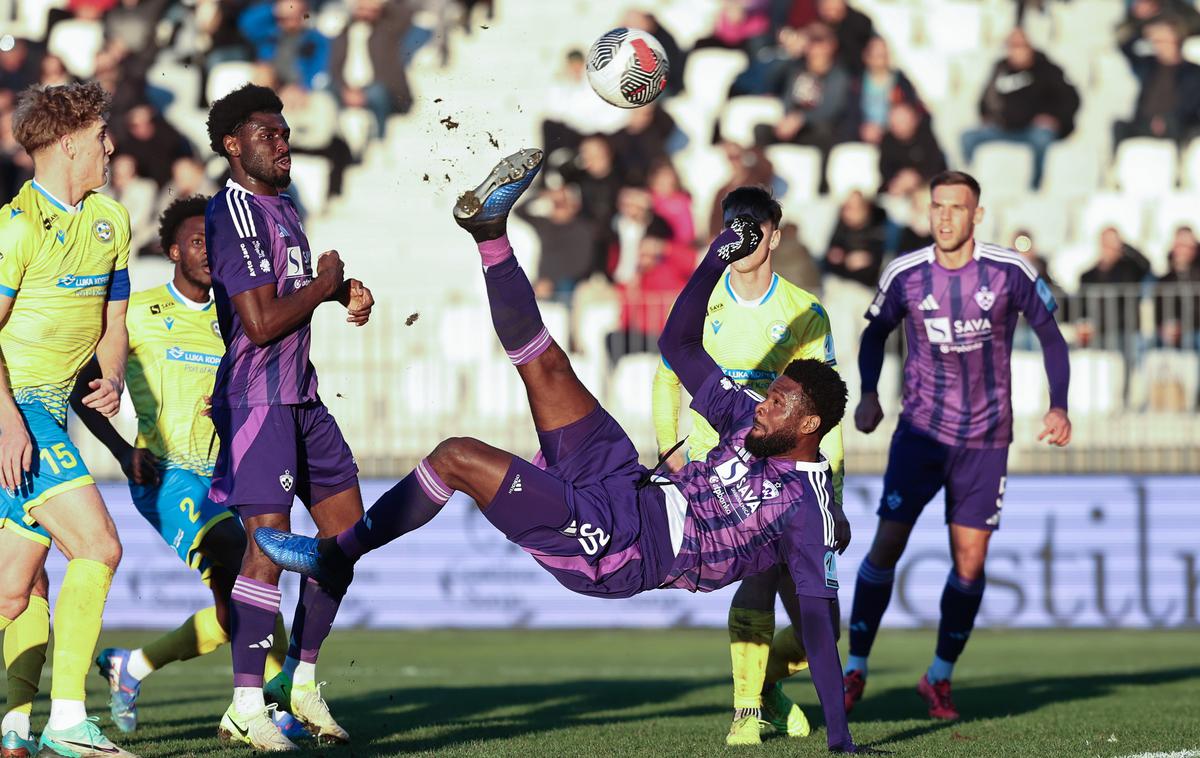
[659,218,763,396]
[855,319,890,433]
[80,298,129,418]
[1018,274,1072,446]
[0,295,31,492]
[233,249,345,346]
[70,358,159,485]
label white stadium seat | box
[572,300,621,361]
[765,145,822,202]
[47,20,103,78]
[826,142,881,199]
[396,359,461,420]
[924,2,984,54]
[719,96,784,148]
[609,353,661,427]
[1000,194,1070,254]
[1068,350,1126,415]
[1010,351,1050,417]
[338,107,375,158]
[898,48,952,104]
[682,48,749,111]
[1077,192,1145,253]
[206,61,255,104]
[538,300,571,348]
[789,197,839,257]
[1113,138,1178,196]
[472,356,529,423]
[439,303,497,366]
[287,155,331,217]
[1143,193,1200,274]
[1040,139,1102,198]
[1180,138,1200,190]
[1130,350,1200,412]
[971,142,1035,200]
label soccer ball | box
[586,28,670,109]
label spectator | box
[815,0,875,73]
[879,101,946,196]
[824,189,887,288]
[106,154,159,257]
[561,134,623,267]
[960,28,1079,189]
[893,185,933,254]
[542,49,630,152]
[93,39,153,120]
[239,0,331,90]
[1075,227,1150,349]
[195,0,255,66]
[113,103,194,187]
[1154,225,1200,348]
[610,102,681,186]
[781,0,819,30]
[754,22,850,176]
[0,100,34,201]
[708,141,776,237]
[514,185,599,302]
[1115,18,1200,146]
[647,159,694,245]
[39,54,72,88]
[694,0,773,54]
[609,186,660,285]
[0,38,41,96]
[1117,0,1200,49]
[606,218,693,362]
[155,156,218,231]
[773,220,823,295]
[105,0,170,56]
[623,9,686,95]
[842,36,921,144]
[331,0,414,138]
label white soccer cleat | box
[289,682,350,745]
[217,703,298,752]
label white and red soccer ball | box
[586,28,670,109]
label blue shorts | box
[130,468,234,578]
[0,401,94,547]
[878,421,1009,531]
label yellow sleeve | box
[0,212,37,296]
[651,358,683,455]
[113,202,131,271]
[792,300,844,505]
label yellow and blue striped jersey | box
[653,272,845,500]
[126,283,223,476]
[0,180,130,423]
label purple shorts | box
[209,400,359,517]
[878,421,1009,531]
[483,406,674,599]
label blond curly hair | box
[12,82,112,155]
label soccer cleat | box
[452,147,543,235]
[270,709,311,742]
[253,528,353,597]
[36,718,137,757]
[843,669,866,713]
[2,730,37,758]
[217,703,297,752]
[95,647,140,733]
[762,683,811,738]
[724,714,762,746]
[917,674,959,720]
[288,682,349,745]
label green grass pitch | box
[6,629,1198,756]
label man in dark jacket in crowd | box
[331,0,414,137]
[960,28,1079,188]
[1114,17,1200,147]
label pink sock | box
[478,234,513,267]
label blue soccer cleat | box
[95,648,140,733]
[453,147,543,236]
[254,528,353,597]
[270,708,311,742]
[2,729,38,758]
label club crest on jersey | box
[93,219,114,244]
[885,490,903,510]
[974,286,996,311]
[768,321,791,344]
[279,470,295,492]
[211,320,221,337]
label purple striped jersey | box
[659,370,840,599]
[205,180,318,408]
[866,242,1060,448]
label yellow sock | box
[764,624,809,688]
[141,606,229,670]
[50,558,113,701]
[728,608,775,710]
[264,614,287,682]
[4,595,50,715]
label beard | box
[744,426,798,459]
[245,153,291,189]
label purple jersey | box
[206,180,318,408]
[866,242,1060,448]
[659,370,840,600]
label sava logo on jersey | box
[708,446,782,521]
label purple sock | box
[335,458,451,561]
[288,577,341,664]
[847,557,895,659]
[230,576,282,688]
[934,571,985,665]
[798,595,855,751]
[478,233,513,267]
[483,254,551,365]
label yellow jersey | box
[126,283,223,476]
[652,272,845,500]
[0,180,130,423]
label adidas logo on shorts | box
[508,474,523,494]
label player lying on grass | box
[68,197,302,741]
[254,148,862,753]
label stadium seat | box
[205,61,255,104]
[682,49,749,112]
[656,0,721,50]
[1184,36,1200,67]
[866,2,916,53]
[1010,350,1051,417]
[788,196,839,257]
[1051,0,1125,52]
[765,145,822,202]
[1077,192,1145,253]
[1068,350,1126,415]
[47,19,103,78]
[971,142,1035,200]
[472,356,529,422]
[826,142,881,199]
[1113,138,1178,196]
[719,96,784,148]
[439,303,498,366]
[338,108,375,159]
[572,299,621,360]
[505,216,541,283]
[897,48,952,104]
[999,194,1070,255]
[149,59,202,113]
[924,2,984,54]
[674,145,732,235]
[1089,51,1139,121]
[608,353,661,428]
[539,300,571,347]
[568,353,607,398]
[396,358,462,420]
[1041,140,1103,198]
[1143,193,1200,274]
[288,155,331,217]
[1130,350,1200,412]
[1180,138,1200,190]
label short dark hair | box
[721,185,782,228]
[206,84,283,157]
[782,358,847,438]
[158,195,210,258]
[930,170,981,202]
